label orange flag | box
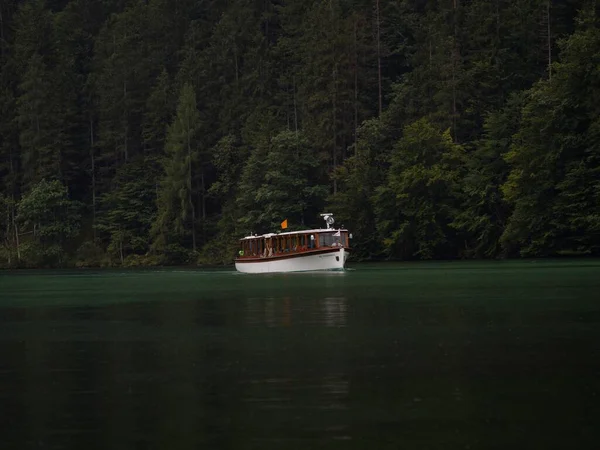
[281,219,288,229]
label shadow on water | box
[1,260,600,449]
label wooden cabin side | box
[237,230,350,260]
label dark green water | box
[1,261,599,449]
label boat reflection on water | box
[322,297,348,328]
[244,295,348,328]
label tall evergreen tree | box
[152,83,201,255]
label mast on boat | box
[319,213,335,230]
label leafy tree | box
[95,160,156,264]
[452,93,525,258]
[17,179,81,265]
[329,118,389,259]
[200,135,248,264]
[502,6,600,256]
[237,130,328,233]
[375,118,464,259]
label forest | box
[0,0,599,267]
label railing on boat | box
[237,230,349,260]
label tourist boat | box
[235,214,351,274]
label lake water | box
[1,261,599,449]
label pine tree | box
[152,83,201,254]
[17,53,59,188]
[142,68,173,159]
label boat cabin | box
[238,229,350,259]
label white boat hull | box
[235,248,348,274]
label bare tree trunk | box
[495,0,500,42]
[234,45,239,85]
[13,205,20,262]
[354,17,359,153]
[201,169,206,245]
[547,0,552,80]
[451,0,459,142]
[119,236,124,264]
[187,119,196,253]
[451,45,457,142]
[36,113,41,182]
[332,66,338,194]
[6,130,17,264]
[293,76,298,136]
[330,0,338,194]
[201,170,206,221]
[0,5,4,59]
[123,80,128,161]
[90,116,96,240]
[189,181,196,253]
[375,0,382,116]
[286,84,291,130]
[4,201,10,265]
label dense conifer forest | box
[0,0,599,267]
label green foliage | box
[451,93,525,258]
[95,160,157,264]
[152,82,201,253]
[0,0,598,266]
[201,135,248,264]
[142,68,173,158]
[0,194,12,265]
[329,118,388,259]
[74,241,107,268]
[17,179,81,265]
[376,119,464,259]
[502,10,600,256]
[237,130,328,233]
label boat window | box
[319,232,343,247]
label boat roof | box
[241,228,348,241]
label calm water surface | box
[1,261,599,449]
